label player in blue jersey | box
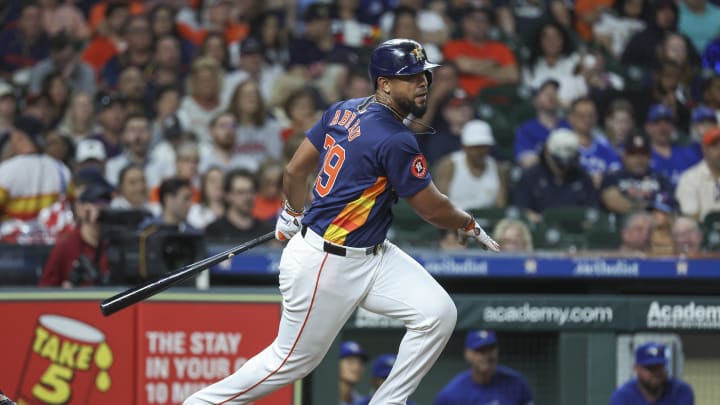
[435,330,534,405]
[610,342,694,405]
[351,353,419,405]
[183,38,499,405]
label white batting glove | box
[458,217,501,252]
[275,201,304,241]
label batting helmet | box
[369,39,440,88]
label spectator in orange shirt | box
[176,0,248,49]
[574,0,614,41]
[89,0,144,35]
[252,158,283,221]
[442,6,519,98]
[81,2,129,72]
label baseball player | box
[183,38,499,405]
[435,330,534,405]
[609,342,694,405]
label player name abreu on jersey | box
[329,109,362,141]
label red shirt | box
[443,39,517,97]
[39,228,110,286]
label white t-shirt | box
[447,151,501,210]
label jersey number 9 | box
[315,134,346,197]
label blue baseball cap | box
[371,354,396,378]
[339,341,367,360]
[465,330,497,350]
[647,104,674,122]
[692,105,718,123]
[635,342,668,366]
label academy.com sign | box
[483,303,614,326]
[647,301,720,329]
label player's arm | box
[406,182,470,230]
[432,157,454,195]
[283,138,319,211]
[275,138,319,241]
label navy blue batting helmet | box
[369,39,440,88]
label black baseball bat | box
[100,231,275,316]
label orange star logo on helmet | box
[410,46,426,63]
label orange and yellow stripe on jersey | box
[323,177,388,245]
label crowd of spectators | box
[1,0,720,286]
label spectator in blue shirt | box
[514,78,566,169]
[338,341,368,405]
[514,128,600,223]
[609,342,694,405]
[567,96,622,187]
[644,104,698,186]
[351,354,418,405]
[0,3,49,77]
[686,105,718,162]
[435,330,533,405]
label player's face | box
[390,72,429,118]
[339,357,365,384]
[635,364,667,396]
[465,345,498,379]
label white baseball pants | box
[183,228,457,405]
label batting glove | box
[275,201,304,241]
[458,217,501,252]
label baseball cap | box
[339,341,367,360]
[691,105,718,123]
[371,354,396,379]
[240,36,264,55]
[465,330,497,350]
[78,180,114,204]
[446,88,471,108]
[461,120,495,147]
[75,139,107,162]
[95,91,125,111]
[703,126,720,146]
[647,104,674,123]
[635,342,668,367]
[0,81,13,98]
[623,133,651,155]
[13,115,45,150]
[546,128,579,161]
[304,3,331,21]
[533,78,560,97]
[75,167,109,188]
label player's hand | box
[275,203,303,241]
[458,217,501,252]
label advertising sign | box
[0,293,297,405]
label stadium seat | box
[475,103,515,160]
[585,228,622,250]
[541,207,592,233]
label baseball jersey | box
[578,136,622,178]
[435,365,534,405]
[609,377,694,405]
[600,169,674,207]
[650,145,698,187]
[302,97,432,247]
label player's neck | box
[372,94,406,121]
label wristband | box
[283,200,304,217]
[462,215,475,232]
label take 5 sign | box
[0,292,297,405]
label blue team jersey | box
[302,97,432,247]
[609,377,694,405]
[650,145,698,186]
[578,136,622,177]
[435,365,534,405]
[513,118,568,163]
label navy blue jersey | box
[302,97,432,247]
[650,145,700,186]
[435,365,534,405]
[609,377,694,405]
